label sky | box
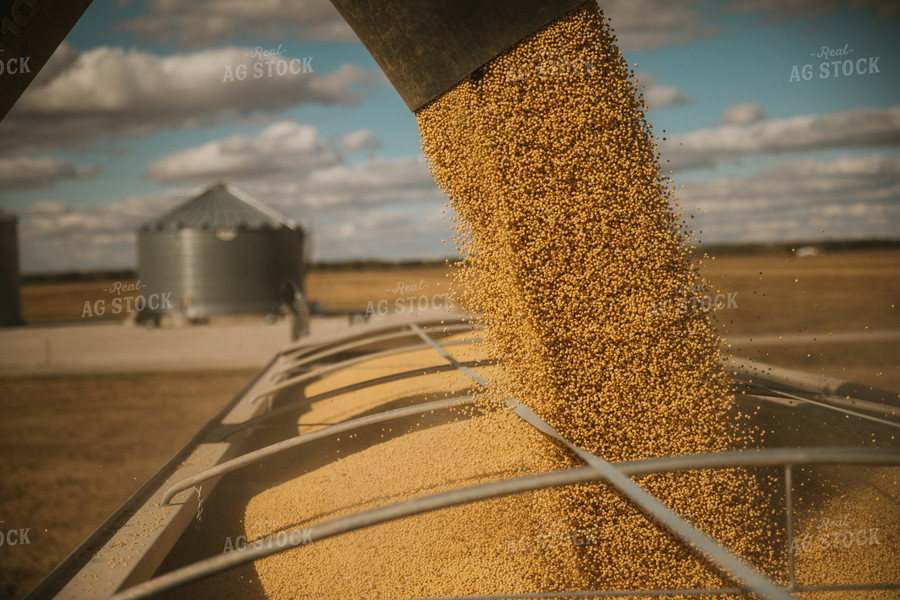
[0,0,898,273]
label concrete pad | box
[0,308,465,376]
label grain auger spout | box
[327,0,586,111]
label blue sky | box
[0,0,897,272]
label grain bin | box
[136,182,307,325]
[0,211,23,326]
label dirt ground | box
[0,370,258,599]
[703,249,899,390]
[0,250,896,598]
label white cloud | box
[145,122,440,208]
[341,129,380,152]
[105,0,895,60]
[722,0,898,20]
[26,200,69,216]
[110,0,732,53]
[136,122,449,264]
[722,102,765,125]
[644,85,690,110]
[0,43,376,155]
[17,188,190,272]
[146,121,340,184]
[663,105,900,171]
[602,0,718,51]
[677,154,900,243]
[311,206,455,261]
[16,167,449,270]
[16,148,898,271]
[601,0,893,51]
[113,0,357,48]
[299,158,438,208]
[220,154,448,260]
[722,0,843,20]
[634,73,690,110]
[0,157,100,190]
[236,157,443,214]
[705,0,896,24]
[21,190,187,241]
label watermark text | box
[0,53,29,75]
[81,279,173,318]
[223,528,313,553]
[365,280,455,318]
[792,515,881,553]
[647,284,738,318]
[0,522,31,547]
[224,45,313,82]
[789,44,880,82]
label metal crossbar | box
[267,322,476,380]
[753,383,900,430]
[161,395,476,504]
[108,321,899,599]
[250,336,479,404]
[222,359,491,440]
[110,448,900,600]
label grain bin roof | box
[139,182,297,231]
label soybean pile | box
[417,1,782,592]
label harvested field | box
[0,370,257,599]
[704,249,899,390]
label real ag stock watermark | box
[792,514,881,553]
[789,43,880,82]
[81,279,173,318]
[504,47,597,82]
[0,49,30,75]
[222,527,313,553]
[506,519,600,553]
[365,279,455,318]
[0,521,31,547]
[646,283,738,318]
[223,44,313,82]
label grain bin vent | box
[136,183,307,324]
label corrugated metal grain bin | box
[0,212,23,326]
[136,183,306,323]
